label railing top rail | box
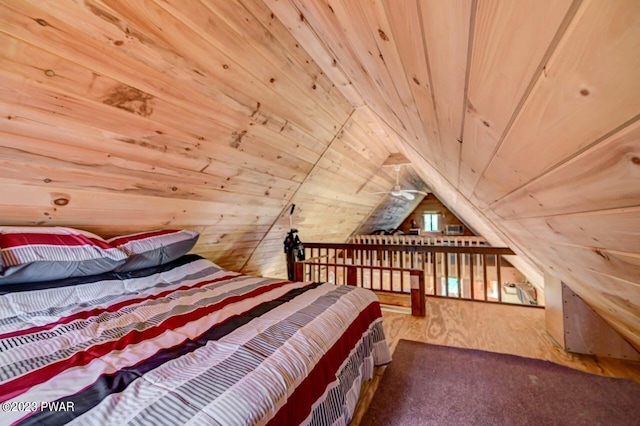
[349,234,488,245]
[351,234,486,240]
[303,242,514,255]
[295,260,423,273]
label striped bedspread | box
[0,255,391,425]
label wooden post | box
[431,252,438,296]
[410,270,426,317]
[347,265,357,286]
[496,255,502,303]
[294,262,305,282]
[456,253,462,298]
[469,253,475,300]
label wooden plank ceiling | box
[0,1,639,349]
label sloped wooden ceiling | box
[0,0,422,278]
[0,1,638,350]
[266,0,640,349]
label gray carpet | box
[361,339,640,425]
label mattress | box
[0,255,391,425]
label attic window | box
[423,213,439,232]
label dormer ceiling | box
[0,1,638,349]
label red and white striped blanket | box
[0,255,391,425]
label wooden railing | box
[294,242,540,316]
[349,234,487,246]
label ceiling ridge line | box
[456,0,478,188]
[467,0,585,199]
[375,0,443,165]
[415,0,444,166]
[238,108,355,273]
[353,0,429,149]
[282,0,395,120]
[486,112,640,210]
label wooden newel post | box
[410,270,426,317]
[294,262,305,282]
[347,265,357,286]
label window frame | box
[422,212,440,232]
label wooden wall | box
[397,194,476,236]
[1,1,639,350]
[0,0,418,276]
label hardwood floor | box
[351,297,640,425]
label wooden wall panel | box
[0,0,413,277]
[278,0,407,134]
[474,0,640,205]
[242,113,404,277]
[491,120,640,220]
[320,0,423,145]
[417,0,473,185]
[459,0,575,197]
[356,0,434,155]
[382,0,441,165]
[397,194,477,237]
[513,209,640,254]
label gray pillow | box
[108,230,199,272]
[0,227,127,284]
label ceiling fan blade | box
[402,190,429,196]
[401,191,415,201]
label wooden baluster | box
[324,248,328,282]
[483,253,488,301]
[388,248,392,289]
[370,252,374,290]
[457,253,462,298]
[497,255,503,303]
[432,252,438,297]
[470,253,475,300]
[337,248,340,285]
[360,249,365,287]
[379,250,383,291]
[400,249,405,293]
[335,248,339,284]
[345,248,349,285]
[443,250,449,297]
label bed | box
[0,252,391,425]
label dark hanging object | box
[284,204,305,281]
